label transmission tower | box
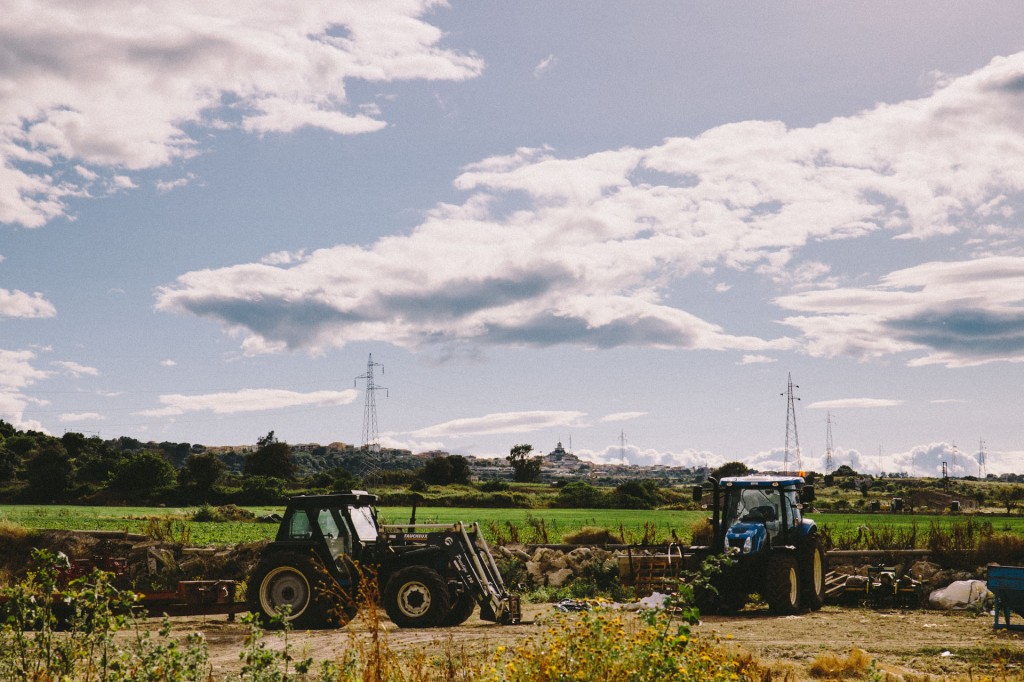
[781,373,802,474]
[978,438,987,478]
[354,353,388,452]
[951,442,958,476]
[824,412,835,476]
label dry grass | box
[562,526,622,545]
[808,648,873,678]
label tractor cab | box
[694,475,815,554]
[274,490,381,570]
[718,476,808,555]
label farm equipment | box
[829,565,923,607]
[987,565,1024,631]
[620,475,825,615]
[246,491,521,629]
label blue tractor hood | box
[725,520,768,554]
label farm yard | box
[3,504,1024,679]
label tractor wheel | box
[719,590,748,614]
[383,566,450,628]
[798,535,826,611]
[764,553,800,615]
[442,591,477,626]
[247,552,350,630]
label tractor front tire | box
[798,535,826,611]
[442,591,477,626]
[764,553,800,615]
[247,552,350,630]
[383,566,450,628]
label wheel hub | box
[398,581,431,617]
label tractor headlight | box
[742,535,753,554]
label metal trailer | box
[987,565,1024,631]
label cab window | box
[287,510,312,539]
[347,505,379,542]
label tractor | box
[692,475,825,614]
[246,491,521,629]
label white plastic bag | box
[928,580,990,609]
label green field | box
[3,504,1024,547]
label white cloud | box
[0,0,484,228]
[156,52,1024,362]
[155,173,198,193]
[806,398,904,410]
[599,411,647,423]
[160,359,177,367]
[739,354,776,365]
[52,360,100,377]
[0,289,56,318]
[138,387,358,417]
[533,54,556,79]
[59,412,104,423]
[0,348,51,430]
[410,410,587,439]
[0,348,51,390]
[778,256,1024,367]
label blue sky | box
[3,1,1024,476]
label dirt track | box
[155,603,1024,680]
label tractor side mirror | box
[692,486,704,503]
[801,485,816,503]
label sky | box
[3,1,1024,477]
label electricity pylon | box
[355,353,387,452]
[824,412,835,476]
[782,373,802,474]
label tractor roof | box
[719,475,805,489]
[285,490,378,508]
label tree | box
[0,445,19,482]
[613,479,661,509]
[238,475,285,505]
[109,451,177,495]
[420,455,472,486]
[711,461,751,480]
[180,451,227,498]
[556,481,605,508]
[834,464,858,477]
[244,431,295,480]
[24,442,75,501]
[506,444,542,483]
[995,485,1024,516]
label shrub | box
[479,480,510,492]
[483,592,746,681]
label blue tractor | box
[693,475,825,614]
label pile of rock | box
[496,545,618,588]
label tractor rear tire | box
[798,536,826,611]
[442,591,477,626]
[247,551,351,630]
[383,566,450,628]
[764,553,800,615]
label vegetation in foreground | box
[0,549,762,682]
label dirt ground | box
[150,603,1024,681]
[698,605,1024,680]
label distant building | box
[545,441,581,465]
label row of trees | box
[0,421,489,505]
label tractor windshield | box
[347,505,379,542]
[724,487,780,527]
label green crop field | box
[3,504,1024,547]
